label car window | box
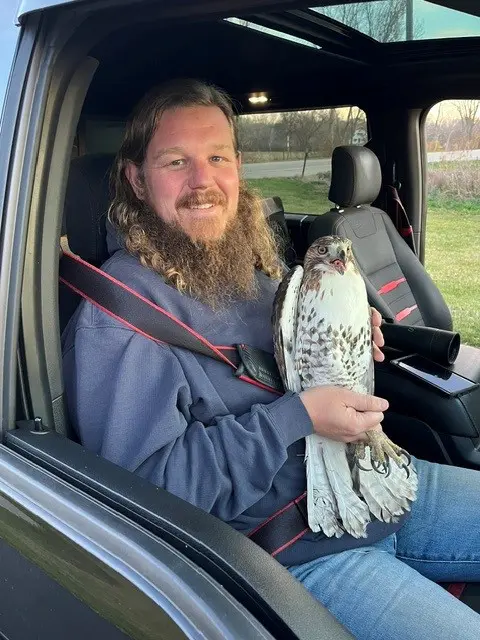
[424,99,480,347]
[240,106,367,214]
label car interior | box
[7,0,480,633]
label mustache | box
[176,189,227,209]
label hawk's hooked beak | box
[331,258,346,274]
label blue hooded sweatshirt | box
[61,229,406,566]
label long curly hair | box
[108,78,283,296]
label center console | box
[374,324,480,469]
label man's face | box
[126,105,241,243]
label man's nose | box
[188,159,215,189]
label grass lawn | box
[424,200,480,347]
[247,178,479,347]
[247,177,332,214]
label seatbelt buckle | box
[234,344,284,393]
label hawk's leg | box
[353,431,411,477]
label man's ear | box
[125,161,144,200]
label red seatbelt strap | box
[385,185,417,254]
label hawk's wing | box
[272,266,304,393]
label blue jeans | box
[288,459,480,639]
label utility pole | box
[406,0,414,40]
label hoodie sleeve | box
[63,325,313,522]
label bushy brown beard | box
[128,187,281,308]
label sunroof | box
[311,1,480,43]
[225,18,321,49]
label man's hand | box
[371,307,385,362]
[300,386,388,443]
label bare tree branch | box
[317,1,424,43]
[454,100,480,147]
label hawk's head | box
[304,236,356,276]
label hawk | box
[272,235,418,538]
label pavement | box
[243,148,480,179]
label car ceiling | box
[18,0,480,22]
[81,1,480,119]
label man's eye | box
[169,159,185,167]
[211,155,225,163]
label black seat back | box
[60,153,115,333]
[262,196,296,267]
[307,146,452,330]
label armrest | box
[375,345,480,439]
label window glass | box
[312,1,480,43]
[424,99,480,346]
[241,107,367,214]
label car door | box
[0,2,353,639]
[0,441,273,640]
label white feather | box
[319,440,371,538]
[277,266,304,393]
[353,450,418,523]
[305,435,344,537]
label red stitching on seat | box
[378,277,406,295]
[395,305,418,321]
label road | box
[243,148,480,179]
[243,158,331,179]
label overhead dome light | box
[248,93,269,106]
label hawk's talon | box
[399,449,412,466]
[355,458,373,472]
[359,431,413,478]
[372,458,389,476]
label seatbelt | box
[59,251,311,555]
[384,184,417,254]
[60,251,284,395]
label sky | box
[313,1,480,40]
[414,0,480,39]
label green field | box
[247,178,480,347]
[248,177,332,214]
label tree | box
[279,112,299,159]
[453,100,480,148]
[342,106,366,145]
[318,0,424,43]
[283,111,328,177]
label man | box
[62,79,480,639]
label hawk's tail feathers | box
[320,439,371,539]
[354,449,419,523]
[305,435,344,538]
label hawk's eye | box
[318,246,328,255]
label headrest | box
[328,145,382,208]
[64,153,115,264]
[262,195,284,218]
